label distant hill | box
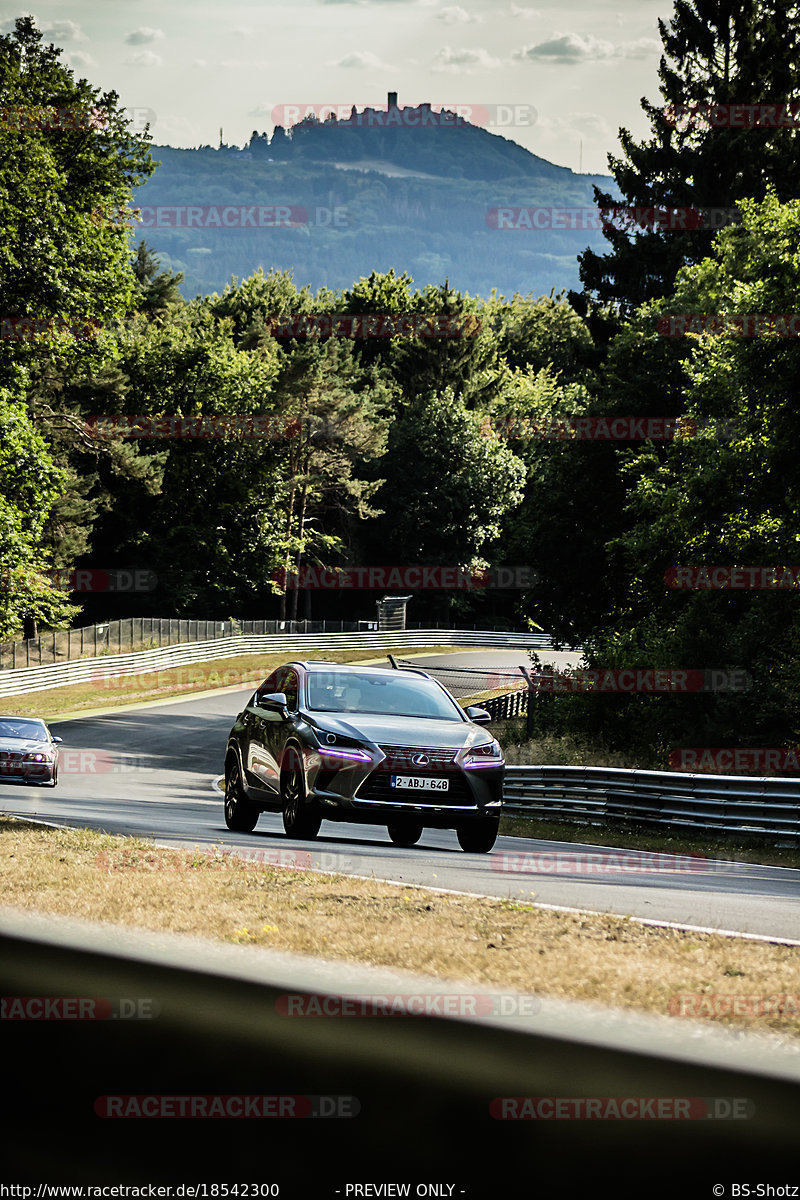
[132,101,619,299]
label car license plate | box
[391,776,449,792]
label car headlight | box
[24,753,46,763]
[462,740,503,769]
[313,732,372,763]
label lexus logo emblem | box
[411,753,429,766]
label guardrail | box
[503,764,800,842]
[0,628,555,698]
[0,618,554,670]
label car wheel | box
[224,758,260,832]
[281,747,321,839]
[387,820,423,848]
[456,818,499,853]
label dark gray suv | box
[224,660,504,852]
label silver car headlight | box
[462,740,503,769]
[313,732,372,764]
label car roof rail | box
[394,664,434,679]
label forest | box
[2,4,800,761]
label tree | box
[0,390,78,641]
[270,336,394,620]
[577,0,800,314]
[0,16,154,351]
[367,388,525,622]
[131,242,184,319]
[487,365,621,644]
[74,304,285,618]
[585,193,800,752]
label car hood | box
[305,712,489,750]
[0,738,51,754]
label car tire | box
[387,820,423,848]
[281,747,321,839]
[224,758,260,832]
[456,818,499,853]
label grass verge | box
[2,815,799,1041]
[499,815,800,871]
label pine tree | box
[577,0,800,314]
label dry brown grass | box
[2,815,799,1040]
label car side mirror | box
[257,691,289,719]
[52,736,63,744]
[464,705,491,725]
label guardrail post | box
[519,665,535,739]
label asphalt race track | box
[2,651,799,940]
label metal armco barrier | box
[0,628,554,698]
[503,765,800,841]
[3,908,800,1188]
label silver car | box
[0,716,62,787]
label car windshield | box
[306,671,462,720]
[0,718,48,740]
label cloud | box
[65,51,96,68]
[432,45,502,71]
[125,50,163,67]
[334,50,391,68]
[514,31,661,64]
[125,28,165,46]
[192,59,208,68]
[514,33,616,63]
[618,37,661,58]
[436,6,482,23]
[510,4,540,15]
[539,111,611,139]
[47,19,87,42]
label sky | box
[1,0,671,175]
